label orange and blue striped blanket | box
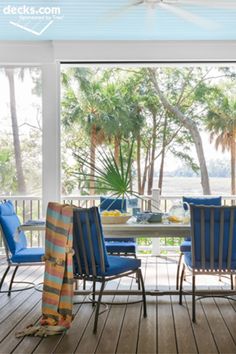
[41,202,74,329]
[16,202,75,337]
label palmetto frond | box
[73,142,135,200]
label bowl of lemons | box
[101,210,131,224]
[168,215,184,223]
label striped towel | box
[16,202,75,337]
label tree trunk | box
[148,68,211,195]
[5,68,26,194]
[158,115,168,194]
[141,147,150,195]
[147,114,157,196]
[136,134,142,194]
[89,124,97,195]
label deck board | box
[137,256,157,354]
[114,277,142,354]
[201,298,236,353]
[0,256,236,354]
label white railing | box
[0,196,42,249]
[1,193,236,253]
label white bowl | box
[101,215,131,224]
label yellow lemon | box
[113,210,122,216]
[168,215,182,223]
[102,211,110,216]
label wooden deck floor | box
[0,255,236,354]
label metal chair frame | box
[0,224,44,296]
[73,207,147,333]
[179,205,236,322]
[176,249,186,290]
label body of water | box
[155,177,231,196]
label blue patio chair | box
[100,197,136,257]
[0,200,44,295]
[179,205,236,322]
[73,206,147,333]
[176,196,222,289]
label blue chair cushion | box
[184,252,236,271]
[191,206,236,263]
[180,240,191,253]
[105,240,136,254]
[73,207,110,274]
[100,197,127,212]
[0,200,27,255]
[105,237,135,243]
[11,247,44,263]
[181,196,222,243]
[183,196,222,209]
[100,197,135,248]
[99,255,141,276]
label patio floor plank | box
[0,255,236,354]
[114,271,144,354]
[95,277,133,354]
[137,256,157,354]
[201,297,236,354]
[74,278,123,354]
[185,296,219,354]
[157,258,178,354]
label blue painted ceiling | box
[0,1,236,40]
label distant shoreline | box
[153,176,231,195]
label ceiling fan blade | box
[175,0,236,10]
[145,7,158,29]
[133,1,145,6]
[160,3,219,30]
[102,1,144,22]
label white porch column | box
[151,188,161,256]
[42,62,61,216]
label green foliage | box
[61,65,236,196]
[205,87,236,152]
[0,147,17,193]
[72,141,136,199]
[137,237,152,246]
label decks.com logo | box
[2,4,63,36]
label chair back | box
[182,196,222,241]
[0,200,27,256]
[190,205,236,271]
[100,197,135,243]
[100,197,127,213]
[183,196,222,209]
[73,207,109,277]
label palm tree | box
[206,95,236,194]
[62,68,106,194]
[62,68,144,193]
[5,68,26,193]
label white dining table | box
[21,221,191,238]
[103,222,190,238]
